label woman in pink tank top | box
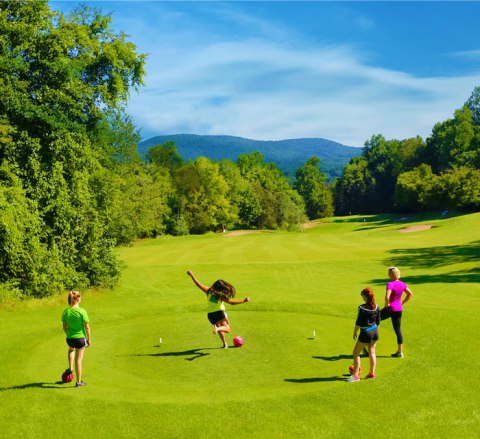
[380,267,413,358]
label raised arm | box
[187,270,210,294]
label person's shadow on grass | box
[0,382,72,391]
[284,376,346,383]
[131,347,217,361]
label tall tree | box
[0,1,146,297]
[294,156,333,219]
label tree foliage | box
[294,156,333,219]
[0,1,146,298]
[336,88,480,215]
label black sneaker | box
[75,381,87,387]
[391,352,403,358]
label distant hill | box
[138,134,361,179]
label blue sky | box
[50,1,480,146]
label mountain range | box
[138,134,362,179]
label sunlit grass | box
[0,212,479,438]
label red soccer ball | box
[348,364,362,375]
[62,370,74,383]
[233,336,244,347]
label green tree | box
[333,156,377,215]
[175,158,232,234]
[394,164,439,211]
[147,141,183,172]
[0,1,145,297]
[237,152,306,229]
[294,156,333,219]
[425,106,476,172]
[466,86,480,126]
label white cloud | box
[128,33,480,146]
[103,3,480,146]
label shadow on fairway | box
[313,354,390,361]
[0,382,71,391]
[284,376,346,383]
[312,354,351,361]
[130,347,217,361]
[384,241,480,270]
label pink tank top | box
[386,280,407,312]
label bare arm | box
[84,322,91,347]
[353,325,360,340]
[385,287,392,308]
[187,270,210,294]
[402,287,413,305]
[224,297,250,305]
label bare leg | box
[214,318,230,348]
[397,343,403,353]
[352,341,364,377]
[368,342,377,376]
[75,348,85,383]
[68,347,75,372]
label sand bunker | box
[303,222,324,229]
[398,224,432,233]
[224,230,258,236]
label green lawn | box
[1,212,479,438]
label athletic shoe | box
[212,325,218,334]
[391,351,403,358]
[346,375,360,382]
[223,344,228,349]
[366,373,376,379]
[75,381,87,387]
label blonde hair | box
[68,290,81,306]
[388,267,401,280]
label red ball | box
[233,336,244,347]
[62,370,74,383]
[348,364,362,375]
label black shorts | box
[207,310,227,325]
[358,328,379,344]
[66,338,88,349]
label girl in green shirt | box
[61,291,91,387]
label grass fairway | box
[1,213,479,438]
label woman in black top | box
[347,287,381,382]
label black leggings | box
[380,308,403,344]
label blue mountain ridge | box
[138,134,362,178]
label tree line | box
[0,2,478,299]
[333,88,480,215]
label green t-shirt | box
[207,291,225,313]
[62,306,89,339]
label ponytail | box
[68,290,81,306]
[361,287,376,310]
